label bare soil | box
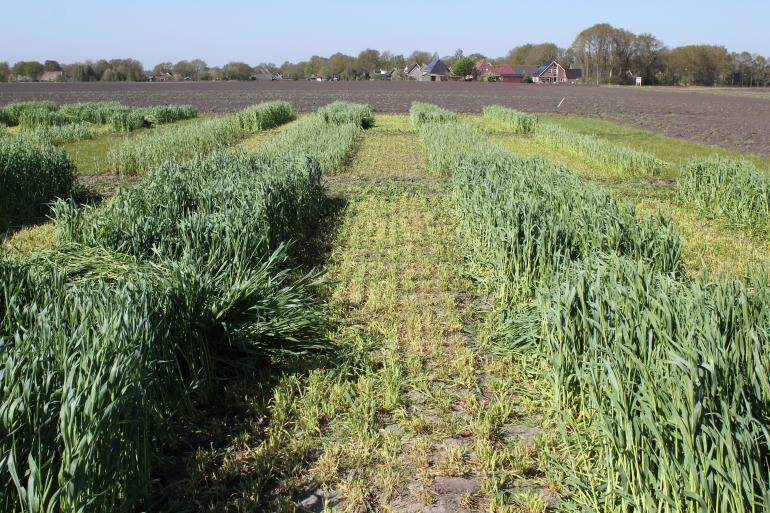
[2,81,769,155]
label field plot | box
[3,81,770,155]
[1,100,769,513]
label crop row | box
[318,100,374,128]
[108,100,294,174]
[409,102,457,127]
[483,105,665,176]
[0,100,197,132]
[413,104,769,513]
[677,156,770,235]
[0,103,372,512]
[0,136,76,228]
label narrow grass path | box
[287,187,557,512]
[249,119,559,512]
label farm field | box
[2,81,770,156]
[1,99,769,513]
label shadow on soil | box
[144,193,351,513]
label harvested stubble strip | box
[676,155,770,235]
[107,100,295,174]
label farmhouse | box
[405,58,451,81]
[476,61,538,82]
[40,70,64,82]
[532,61,583,84]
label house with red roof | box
[476,59,582,84]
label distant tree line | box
[2,22,769,86]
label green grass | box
[0,136,76,229]
[2,139,335,513]
[107,102,293,175]
[346,132,426,177]
[488,119,770,273]
[369,114,416,133]
[676,156,770,235]
[598,180,770,274]
[429,109,770,513]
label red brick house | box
[492,64,538,82]
[475,61,546,83]
[532,61,582,84]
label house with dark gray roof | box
[420,58,450,81]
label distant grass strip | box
[409,102,457,127]
[258,102,371,174]
[482,105,538,134]
[1,100,198,132]
[108,101,294,174]
[677,156,770,235]
[17,122,96,145]
[318,101,374,128]
[482,105,664,176]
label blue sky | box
[3,0,768,66]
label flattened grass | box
[346,132,425,177]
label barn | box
[420,58,450,81]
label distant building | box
[405,63,423,80]
[147,72,172,82]
[420,58,450,81]
[532,61,582,84]
[40,70,64,82]
[404,58,452,81]
[250,72,275,81]
[476,61,538,82]
[373,69,395,80]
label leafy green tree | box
[0,62,9,82]
[173,60,196,79]
[505,43,560,65]
[668,45,732,86]
[220,62,253,80]
[632,34,667,84]
[356,49,381,76]
[304,55,327,77]
[63,62,98,81]
[153,62,173,75]
[11,61,44,80]
[408,50,433,66]
[452,56,476,78]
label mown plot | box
[1,102,769,513]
